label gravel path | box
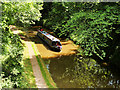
[25,41,47,88]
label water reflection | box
[43,55,120,88]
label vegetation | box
[1,1,120,88]
[41,2,120,67]
[1,2,43,88]
[1,24,24,88]
[21,40,36,88]
[2,2,43,26]
[31,42,57,88]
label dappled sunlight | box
[24,29,79,59]
[12,30,21,34]
[10,25,120,88]
[25,41,48,88]
[11,26,79,59]
[36,39,79,59]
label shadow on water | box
[92,54,120,82]
[43,54,77,88]
[19,29,120,88]
[30,35,51,50]
[43,54,120,88]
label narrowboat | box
[37,29,62,51]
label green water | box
[29,34,120,88]
[43,54,120,88]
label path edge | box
[31,42,57,88]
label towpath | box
[11,25,79,88]
[11,27,48,88]
[25,41,47,88]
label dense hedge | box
[1,24,24,88]
[42,2,120,65]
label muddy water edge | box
[28,29,120,88]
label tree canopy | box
[2,2,43,26]
[42,2,120,64]
[0,2,43,88]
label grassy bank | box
[31,42,57,88]
[21,40,36,88]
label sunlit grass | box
[12,26,57,88]
[21,40,36,88]
[31,42,57,88]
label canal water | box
[43,54,120,88]
[28,29,120,88]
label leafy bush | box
[42,2,120,62]
[42,2,96,36]
[0,23,24,88]
[63,3,120,60]
[0,1,43,88]
[2,2,43,26]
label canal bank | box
[12,26,120,88]
[43,54,120,88]
[11,26,57,88]
[28,27,120,88]
[31,42,57,88]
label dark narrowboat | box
[37,29,62,51]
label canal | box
[28,29,120,88]
[43,54,120,88]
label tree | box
[42,2,120,63]
[2,2,43,26]
[0,1,43,88]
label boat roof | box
[38,30,60,42]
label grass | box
[21,40,36,88]
[31,42,57,88]
[14,26,57,88]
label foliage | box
[31,42,57,88]
[42,2,95,35]
[73,57,119,88]
[0,1,43,88]
[42,2,67,30]
[2,2,43,26]
[0,23,24,88]
[42,2,120,61]
[64,4,120,60]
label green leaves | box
[62,3,119,60]
[2,2,43,26]
[12,68,20,75]
[1,1,44,88]
[1,24,23,88]
[42,2,120,61]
